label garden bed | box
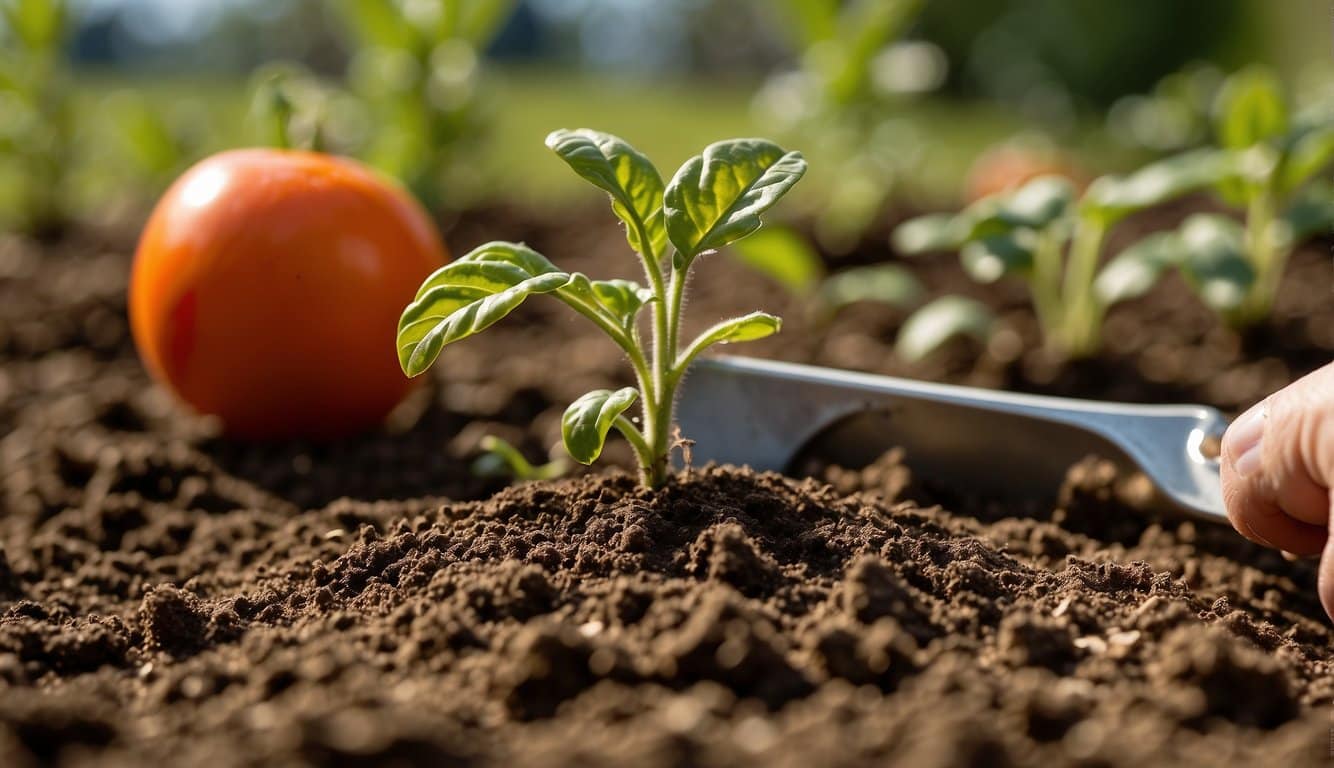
[0,203,1331,766]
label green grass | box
[51,67,1130,221]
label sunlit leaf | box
[562,388,639,465]
[727,225,825,295]
[1282,182,1334,242]
[1082,149,1227,222]
[398,242,570,375]
[891,212,961,254]
[686,311,782,352]
[1094,232,1179,306]
[664,138,807,266]
[1279,121,1334,195]
[559,273,654,334]
[996,175,1074,229]
[817,264,923,313]
[960,232,1034,283]
[1,0,65,51]
[546,129,668,261]
[895,296,995,362]
[1175,214,1255,311]
[1214,66,1288,150]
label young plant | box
[727,224,990,363]
[1099,67,1334,329]
[471,435,570,482]
[0,0,73,234]
[755,0,934,251]
[332,0,516,211]
[894,150,1228,359]
[1198,67,1332,324]
[397,130,806,487]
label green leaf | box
[996,176,1074,229]
[398,242,570,375]
[1175,214,1255,311]
[559,273,654,334]
[664,138,807,266]
[727,225,825,294]
[1282,182,1334,242]
[960,232,1033,283]
[562,388,640,465]
[817,264,923,313]
[687,311,782,351]
[1082,149,1227,222]
[1,0,66,51]
[333,0,416,48]
[891,212,962,254]
[472,435,568,481]
[1094,232,1179,306]
[546,129,668,261]
[895,296,995,362]
[1279,122,1334,195]
[1214,66,1288,150]
[455,0,518,46]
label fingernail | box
[1225,401,1266,477]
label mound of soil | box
[0,205,1331,766]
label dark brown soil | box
[0,204,1331,767]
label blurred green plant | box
[397,129,805,487]
[471,435,570,482]
[102,89,210,196]
[1103,67,1334,329]
[331,0,516,211]
[756,0,936,252]
[727,224,994,363]
[895,152,1229,359]
[1204,67,1333,324]
[0,0,73,234]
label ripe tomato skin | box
[130,149,447,440]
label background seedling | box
[0,0,73,235]
[727,224,988,363]
[1099,66,1334,329]
[471,435,570,482]
[755,0,934,251]
[397,129,806,487]
[894,151,1227,359]
[332,0,516,212]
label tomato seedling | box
[894,150,1228,359]
[398,129,806,486]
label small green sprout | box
[894,150,1228,359]
[471,435,570,482]
[0,0,73,235]
[1114,66,1334,327]
[397,130,806,487]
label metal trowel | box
[676,356,1230,523]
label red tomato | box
[130,149,447,439]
